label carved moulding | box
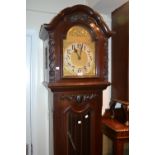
[103,40,108,80]
[61,93,98,104]
[68,13,88,22]
[48,32,56,82]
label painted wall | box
[26,1,111,155]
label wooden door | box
[111,2,129,101]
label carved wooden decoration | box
[39,4,112,155]
[49,32,56,81]
[61,93,98,104]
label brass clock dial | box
[63,25,96,77]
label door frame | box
[26,29,38,155]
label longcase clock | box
[39,4,112,155]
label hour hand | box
[74,47,81,60]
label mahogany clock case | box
[39,4,112,155]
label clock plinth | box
[40,4,112,155]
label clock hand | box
[79,44,83,58]
[74,47,81,60]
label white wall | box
[27,0,86,14]
[101,14,112,114]
[26,1,111,155]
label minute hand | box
[79,44,83,58]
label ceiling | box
[86,0,129,14]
